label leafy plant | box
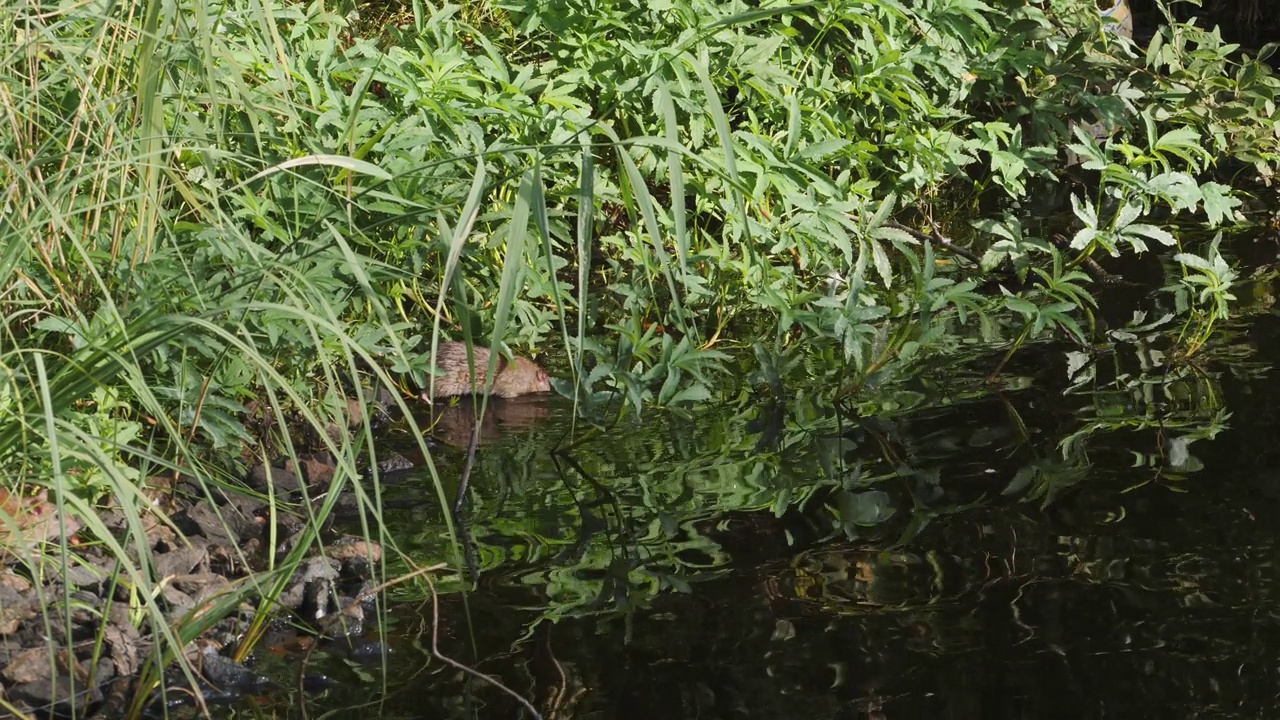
[1169,233,1239,358]
[2,0,1279,713]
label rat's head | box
[518,356,553,393]
[494,356,552,397]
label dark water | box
[234,308,1280,719]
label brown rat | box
[420,342,552,399]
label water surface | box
[239,308,1280,720]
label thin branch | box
[427,573,545,720]
[1049,233,1121,285]
[884,219,985,267]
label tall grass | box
[0,1,453,715]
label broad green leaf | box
[1125,223,1176,246]
[1199,182,1240,226]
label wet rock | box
[326,537,382,566]
[277,556,340,614]
[327,538,381,583]
[302,671,336,691]
[373,385,399,413]
[196,651,270,694]
[370,452,413,477]
[142,648,269,714]
[316,599,365,638]
[89,675,133,720]
[325,492,362,518]
[193,685,242,706]
[280,554,378,637]
[272,521,308,561]
[303,577,335,624]
[346,640,392,664]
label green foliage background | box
[0,0,1277,705]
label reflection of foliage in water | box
[381,307,1266,633]
[350,326,1280,716]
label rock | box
[326,538,382,565]
[9,675,99,710]
[103,623,141,677]
[3,646,54,685]
[160,584,196,615]
[180,500,239,547]
[288,453,336,486]
[0,574,38,635]
[302,672,336,691]
[346,640,392,664]
[316,599,365,638]
[154,546,209,580]
[370,452,413,477]
[197,651,270,693]
[277,557,340,613]
[67,590,102,626]
[247,462,300,493]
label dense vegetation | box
[0,0,1277,714]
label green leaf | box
[245,154,393,184]
[797,138,851,161]
[1173,252,1213,272]
[1004,297,1039,317]
[669,383,712,405]
[1199,182,1240,226]
[1124,224,1176,246]
[870,240,893,289]
[836,490,895,528]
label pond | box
[235,300,1280,719]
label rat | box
[420,342,552,399]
